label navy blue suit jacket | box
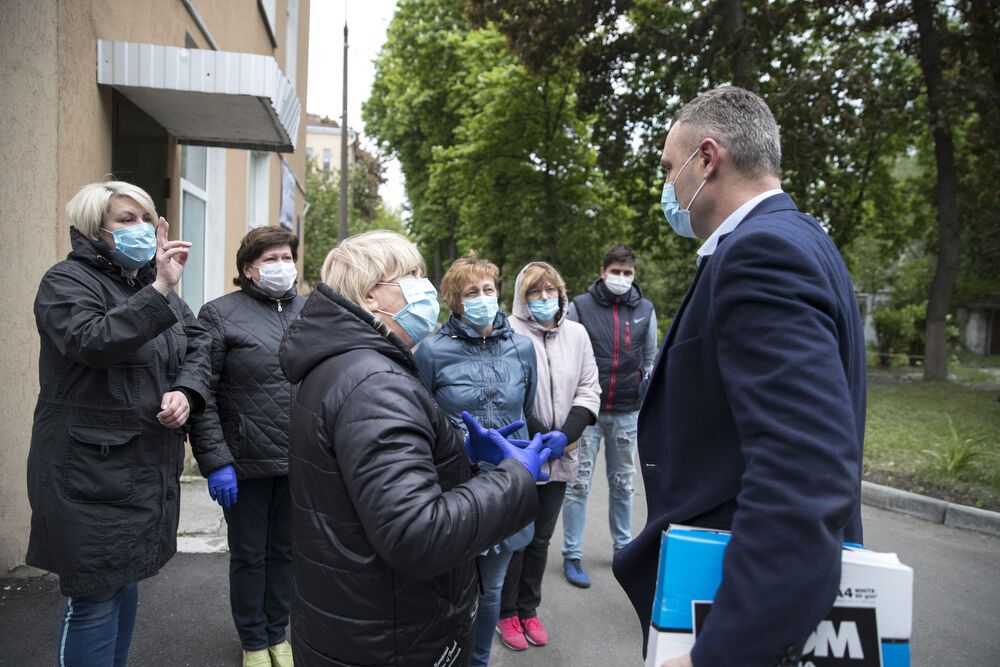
[613,193,866,666]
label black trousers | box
[223,475,293,650]
[499,481,567,619]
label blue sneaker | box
[563,558,591,588]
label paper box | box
[646,525,913,667]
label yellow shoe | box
[243,648,271,667]
[268,640,294,667]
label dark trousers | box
[500,482,566,619]
[223,475,293,650]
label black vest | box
[572,279,655,412]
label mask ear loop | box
[685,178,708,210]
[669,148,701,187]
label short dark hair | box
[233,226,299,288]
[602,244,636,269]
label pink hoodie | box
[509,264,601,483]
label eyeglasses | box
[526,287,559,299]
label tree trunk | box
[914,0,960,381]
[720,0,756,89]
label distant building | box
[0,0,309,573]
[957,302,1000,356]
[306,113,357,173]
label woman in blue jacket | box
[414,250,537,667]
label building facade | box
[305,113,356,173]
[0,0,310,572]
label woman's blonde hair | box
[321,230,426,311]
[65,181,158,239]
[519,261,566,301]
[439,250,500,314]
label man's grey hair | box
[673,85,781,178]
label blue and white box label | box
[646,525,913,667]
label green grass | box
[865,381,1000,509]
[955,350,1000,369]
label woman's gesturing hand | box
[152,217,192,294]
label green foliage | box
[921,414,989,480]
[303,157,405,287]
[365,0,999,322]
[873,304,922,356]
[365,0,628,302]
[865,382,1000,507]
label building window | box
[258,0,277,47]
[322,148,332,172]
[306,146,314,159]
[248,151,270,229]
[180,145,208,313]
[285,0,299,87]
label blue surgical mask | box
[528,297,560,323]
[462,295,499,329]
[101,223,157,269]
[378,277,440,345]
[661,148,706,239]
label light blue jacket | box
[414,311,537,441]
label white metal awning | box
[97,40,301,152]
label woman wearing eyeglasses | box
[279,232,551,667]
[497,261,600,652]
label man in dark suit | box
[613,86,867,667]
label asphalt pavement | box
[2,460,998,666]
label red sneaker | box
[521,616,549,646]
[496,616,528,651]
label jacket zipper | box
[625,320,632,352]
[544,332,556,431]
[606,304,620,411]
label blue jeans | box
[470,546,516,667]
[57,583,138,667]
[562,411,638,560]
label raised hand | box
[152,217,192,294]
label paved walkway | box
[2,468,999,665]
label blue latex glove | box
[489,430,552,482]
[461,411,526,465]
[207,464,238,508]
[542,431,569,459]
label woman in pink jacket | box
[496,261,602,652]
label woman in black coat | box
[279,230,552,667]
[189,226,305,667]
[26,181,229,667]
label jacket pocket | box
[63,425,140,503]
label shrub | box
[921,414,988,479]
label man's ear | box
[700,138,722,178]
[599,266,607,280]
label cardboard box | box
[646,525,912,667]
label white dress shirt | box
[696,189,784,263]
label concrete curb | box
[861,481,1000,538]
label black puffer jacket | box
[280,284,539,667]
[26,228,225,597]
[188,283,305,479]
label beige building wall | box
[0,0,309,573]
[0,0,60,573]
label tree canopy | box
[362,0,999,371]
